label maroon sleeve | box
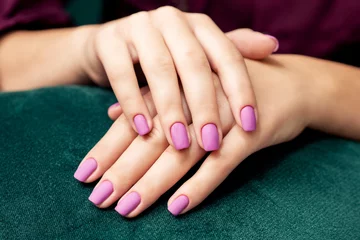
[0,0,71,35]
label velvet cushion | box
[1,86,359,239]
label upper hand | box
[81,6,279,151]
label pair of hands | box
[75,53,314,217]
[80,6,279,152]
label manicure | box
[240,106,256,131]
[266,35,279,52]
[74,158,97,182]
[115,192,141,216]
[201,123,220,151]
[133,114,150,136]
[168,195,189,216]
[88,180,114,205]
[109,102,120,109]
[171,122,190,150]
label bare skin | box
[0,7,279,151]
[81,55,360,217]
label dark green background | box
[0,86,359,239]
[0,2,359,239]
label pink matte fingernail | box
[266,35,279,52]
[88,180,114,205]
[74,158,97,182]
[109,102,120,109]
[240,106,256,131]
[171,122,190,150]
[115,192,141,216]
[133,114,150,136]
[168,195,189,216]
[201,123,220,151]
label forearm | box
[307,56,360,140]
[0,25,97,91]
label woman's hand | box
[74,54,315,216]
[82,6,279,151]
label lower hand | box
[75,55,312,217]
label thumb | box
[226,28,279,60]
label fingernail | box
[133,114,150,136]
[240,106,256,131]
[115,192,141,216]
[170,122,190,150]
[266,35,279,52]
[201,123,220,151]
[88,180,114,205]
[168,195,189,216]
[74,158,97,182]
[109,102,120,109]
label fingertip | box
[108,102,122,120]
[170,122,191,150]
[240,106,257,132]
[264,34,279,53]
[201,123,220,151]
[168,195,190,216]
[133,114,151,136]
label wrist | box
[304,58,338,130]
[71,24,102,84]
[271,55,331,129]
[306,58,360,139]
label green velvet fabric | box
[0,86,359,239]
[65,0,102,25]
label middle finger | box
[151,6,222,152]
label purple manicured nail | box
[88,181,114,205]
[133,114,150,136]
[171,122,190,150]
[266,35,279,52]
[168,195,189,216]
[74,158,97,182]
[115,192,141,216]
[201,123,220,151]
[109,102,120,109]
[240,106,256,131]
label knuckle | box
[106,68,133,83]
[180,49,210,71]
[150,54,175,75]
[94,27,111,54]
[191,13,211,23]
[224,49,244,66]
[183,48,201,59]
[216,50,244,72]
[120,94,142,110]
[131,11,151,22]
[156,6,180,16]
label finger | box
[107,87,151,121]
[226,28,279,59]
[152,6,222,151]
[129,11,190,150]
[187,13,258,133]
[88,116,168,207]
[114,75,233,217]
[74,91,156,183]
[96,25,152,136]
[168,126,260,216]
[108,103,122,121]
[88,86,195,207]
